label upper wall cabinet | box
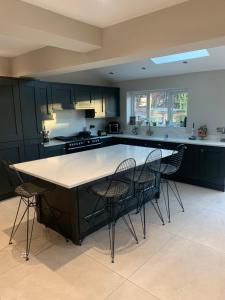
[0,78,23,143]
[19,80,43,140]
[36,82,53,118]
[74,85,92,102]
[103,87,120,118]
[51,83,74,110]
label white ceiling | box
[0,34,43,57]
[20,0,188,28]
[41,45,225,82]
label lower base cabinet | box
[0,141,24,200]
[113,137,225,191]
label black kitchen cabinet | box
[0,141,24,200]
[42,144,66,158]
[36,82,52,117]
[112,136,225,191]
[198,146,225,187]
[74,85,92,102]
[23,139,44,162]
[19,80,43,140]
[103,87,120,117]
[52,83,74,109]
[0,78,23,143]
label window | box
[131,89,188,127]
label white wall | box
[43,110,108,138]
[117,70,225,135]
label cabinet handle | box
[40,131,43,134]
[158,143,161,147]
[200,149,204,153]
[184,146,188,150]
[41,142,44,145]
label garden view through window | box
[131,89,188,127]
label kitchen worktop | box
[112,134,225,147]
[13,144,173,189]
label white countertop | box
[113,134,225,147]
[13,144,173,189]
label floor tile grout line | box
[126,279,161,300]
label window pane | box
[170,91,188,127]
[133,94,147,122]
[150,91,168,126]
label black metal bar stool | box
[1,160,67,261]
[132,149,164,239]
[159,144,185,223]
[89,158,138,263]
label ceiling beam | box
[0,0,102,53]
[6,0,225,77]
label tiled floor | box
[1,182,225,299]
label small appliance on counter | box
[98,130,107,137]
[106,121,122,134]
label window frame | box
[130,88,188,128]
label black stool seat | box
[15,182,47,198]
[133,170,155,184]
[91,181,129,198]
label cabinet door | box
[103,88,120,117]
[199,147,225,185]
[23,139,44,162]
[36,82,52,117]
[74,85,92,102]
[19,80,42,140]
[0,141,24,200]
[42,145,65,158]
[52,84,74,109]
[176,145,199,180]
[0,78,23,142]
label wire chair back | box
[165,144,185,174]
[137,148,162,185]
[0,160,23,189]
[105,158,136,198]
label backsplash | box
[44,110,108,138]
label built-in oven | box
[65,138,103,154]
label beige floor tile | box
[174,208,225,252]
[130,236,225,300]
[106,280,159,300]
[0,263,87,300]
[82,223,174,278]
[56,253,125,300]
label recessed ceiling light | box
[108,72,114,75]
[151,49,209,64]
[141,67,146,70]
[183,61,188,64]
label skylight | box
[151,49,209,64]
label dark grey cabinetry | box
[36,82,52,116]
[19,80,43,140]
[74,85,92,102]
[42,145,66,158]
[52,83,74,109]
[0,141,24,200]
[0,78,23,143]
[103,87,120,117]
[112,137,225,191]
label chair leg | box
[9,197,22,245]
[142,195,146,239]
[161,180,170,223]
[9,198,28,245]
[111,221,116,263]
[122,214,138,244]
[169,181,184,212]
[150,199,165,226]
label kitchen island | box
[13,144,173,244]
